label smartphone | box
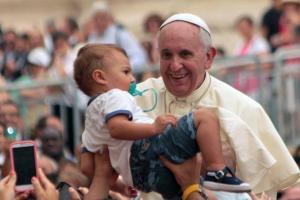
[10,140,38,192]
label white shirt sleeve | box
[102,89,136,121]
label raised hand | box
[153,114,177,134]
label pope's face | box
[158,22,214,97]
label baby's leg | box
[193,107,251,192]
[193,107,225,171]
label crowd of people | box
[0,0,300,200]
[211,0,300,103]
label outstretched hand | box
[250,192,271,200]
[0,171,16,200]
[84,146,115,200]
[31,168,58,200]
[153,114,177,133]
[160,154,218,200]
[69,186,89,200]
[160,153,202,191]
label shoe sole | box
[203,181,252,193]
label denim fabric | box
[130,112,199,199]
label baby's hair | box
[74,44,127,96]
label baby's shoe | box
[204,166,251,192]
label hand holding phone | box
[9,140,38,192]
[32,168,59,200]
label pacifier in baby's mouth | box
[128,82,143,96]
[128,82,158,112]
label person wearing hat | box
[10,47,52,134]
[87,1,147,75]
[80,13,299,200]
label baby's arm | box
[107,114,177,140]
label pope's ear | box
[92,69,106,85]
[205,47,216,70]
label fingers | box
[157,114,177,127]
[32,176,43,198]
[249,192,258,200]
[109,190,128,200]
[160,154,203,191]
[78,187,89,195]
[7,171,16,187]
[80,152,95,179]
[261,192,271,200]
[95,148,113,175]
[37,168,52,188]
[249,192,271,200]
[68,187,81,200]
[103,145,109,155]
[195,153,203,167]
[165,114,177,127]
[169,119,177,127]
[15,192,30,200]
[0,174,10,184]
[160,156,176,173]
[96,147,110,164]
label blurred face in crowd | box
[237,19,253,39]
[158,21,215,97]
[46,116,64,133]
[273,0,282,10]
[28,64,47,78]
[93,11,112,34]
[15,35,30,52]
[60,19,72,36]
[28,28,44,48]
[0,125,3,136]
[35,115,64,139]
[0,102,20,128]
[54,37,69,56]
[282,2,300,26]
[147,20,161,34]
[41,127,64,161]
[0,124,5,152]
[145,15,163,35]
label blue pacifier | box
[129,82,143,96]
[128,82,158,112]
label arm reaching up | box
[107,114,177,140]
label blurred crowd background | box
[1,0,300,198]
[0,0,270,54]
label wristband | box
[182,183,208,200]
[182,184,199,200]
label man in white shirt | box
[137,13,299,200]
[79,13,299,200]
[88,2,147,74]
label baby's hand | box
[153,114,177,134]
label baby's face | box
[102,51,136,92]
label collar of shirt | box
[164,72,211,115]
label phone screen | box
[13,146,36,186]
